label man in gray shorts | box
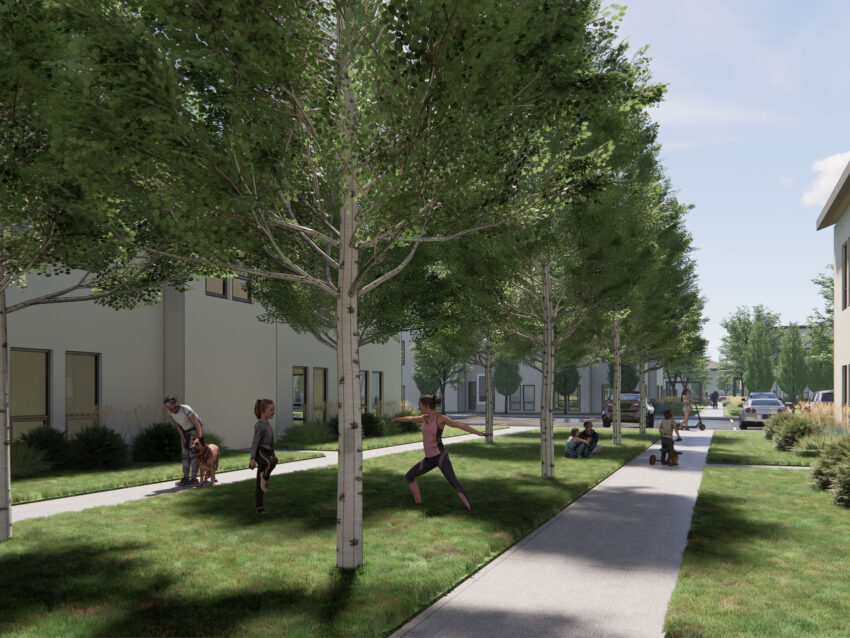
[164,395,205,486]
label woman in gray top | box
[249,399,277,514]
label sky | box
[615,0,850,360]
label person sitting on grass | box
[564,427,591,458]
[582,420,602,455]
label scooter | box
[678,405,706,431]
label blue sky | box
[616,1,849,360]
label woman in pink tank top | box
[391,394,485,510]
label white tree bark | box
[335,10,363,569]
[540,262,556,477]
[0,286,11,541]
[612,317,622,445]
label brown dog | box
[190,438,220,486]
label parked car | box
[746,391,779,400]
[739,397,787,429]
[812,390,834,404]
[601,393,654,428]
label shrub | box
[833,463,850,507]
[278,420,336,449]
[811,438,850,491]
[361,412,384,438]
[68,425,130,470]
[792,426,850,457]
[771,413,814,451]
[132,423,181,462]
[201,431,223,448]
[392,409,421,433]
[20,425,70,470]
[10,442,51,479]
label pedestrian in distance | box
[391,395,484,510]
[710,390,720,409]
[249,399,278,515]
[582,420,602,455]
[680,387,696,433]
[564,427,591,458]
[164,395,204,486]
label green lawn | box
[0,430,655,637]
[706,430,810,466]
[664,467,850,637]
[285,425,508,451]
[11,449,323,505]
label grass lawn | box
[11,449,323,505]
[284,425,508,451]
[0,429,655,637]
[664,467,850,637]
[706,430,810,466]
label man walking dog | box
[164,395,205,486]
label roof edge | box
[817,159,850,230]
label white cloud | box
[802,151,850,207]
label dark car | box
[601,393,655,428]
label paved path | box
[11,426,525,522]
[392,429,714,638]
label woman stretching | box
[392,395,485,510]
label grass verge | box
[0,429,655,637]
[664,467,849,637]
[11,449,322,505]
[285,425,508,451]
[707,430,810,466]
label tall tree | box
[494,359,522,412]
[806,266,834,392]
[718,305,781,392]
[744,321,775,392]
[777,324,808,404]
[411,336,466,410]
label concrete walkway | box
[11,425,526,522]
[392,429,714,638]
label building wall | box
[834,208,850,418]
[7,273,401,448]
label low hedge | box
[68,425,130,471]
[9,442,51,479]
[20,425,70,470]
[769,413,813,450]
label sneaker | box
[188,477,199,485]
[175,477,190,486]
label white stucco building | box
[816,158,850,418]
[7,273,401,449]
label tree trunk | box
[336,10,363,569]
[540,262,555,477]
[0,287,11,541]
[484,343,494,443]
[638,360,647,434]
[612,317,622,445]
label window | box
[602,384,611,404]
[312,368,327,423]
[10,349,49,440]
[232,276,251,303]
[360,371,369,411]
[65,352,99,437]
[844,242,849,310]
[401,340,405,365]
[401,384,405,403]
[509,389,521,412]
[371,371,383,415]
[478,374,487,403]
[844,365,849,407]
[292,366,306,423]
[522,384,535,412]
[205,277,227,298]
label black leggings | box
[255,447,278,511]
[405,449,471,505]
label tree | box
[554,365,580,412]
[806,266,834,392]
[744,321,775,392]
[412,336,467,411]
[18,0,664,568]
[718,305,781,392]
[608,363,639,393]
[777,324,808,404]
[494,359,522,412]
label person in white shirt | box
[164,395,205,486]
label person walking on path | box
[680,387,697,431]
[710,390,719,409]
[249,399,278,514]
[391,395,484,510]
[164,395,204,486]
